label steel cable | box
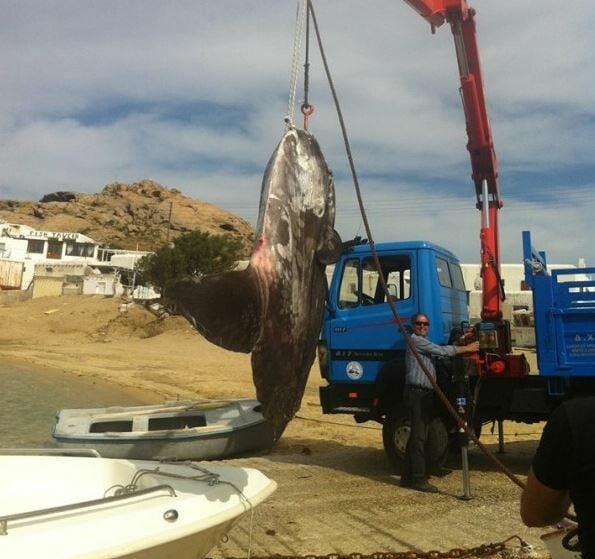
[286,0,308,129]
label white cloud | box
[0,0,594,266]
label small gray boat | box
[52,398,275,460]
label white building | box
[1,221,98,258]
[0,220,154,298]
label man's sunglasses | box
[415,321,430,326]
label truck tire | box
[382,411,449,474]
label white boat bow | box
[0,449,277,559]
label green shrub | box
[135,231,244,295]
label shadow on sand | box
[255,437,396,481]
[245,433,540,486]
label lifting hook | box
[301,103,314,129]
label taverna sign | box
[26,230,81,241]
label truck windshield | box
[337,255,411,309]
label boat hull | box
[53,399,276,460]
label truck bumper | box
[319,383,378,415]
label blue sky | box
[1,0,594,265]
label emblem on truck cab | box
[346,361,364,380]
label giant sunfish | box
[168,127,342,438]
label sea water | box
[0,363,149,448]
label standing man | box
[401,312,479,493]
[520,397,595,558]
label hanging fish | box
[168,127,342,438]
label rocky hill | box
[0,180,254,254]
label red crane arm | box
[403,0,503,321]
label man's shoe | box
[410,481,439,493]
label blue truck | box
[317,232,595,470]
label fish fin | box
[252,335,317,440]
[316,227,343,265]
[168,268,261,353]
[251,276,327,440]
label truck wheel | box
[382,412,449,474]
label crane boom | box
[404,0,503,322]
[404,0,529,376]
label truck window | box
[338,258,360,309]
[361,255,411,304]
[436,257,452,288]
[449,262,466,291]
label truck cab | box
[319,239,468,424]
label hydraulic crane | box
[318,0,595,475]
[403,0,528,377]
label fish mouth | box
[155,294,177,316]
[160,280,189,316]
[153,297,198,331]
[165,305,180,319]
[135,298,172,320]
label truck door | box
[326,252,415,385]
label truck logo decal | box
[346,361,364,380]
[332,349,401,361]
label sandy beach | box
[0,294,554,558]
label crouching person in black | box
[521,397,595,559]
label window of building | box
[26,239,45,254]
[46,240,63,259]
[65,242,95,257]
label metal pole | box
[498,419,505,453]
[453,358,473,500]
[460,433,472,500]
[166,201,173,243]
[481,179,490,228]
